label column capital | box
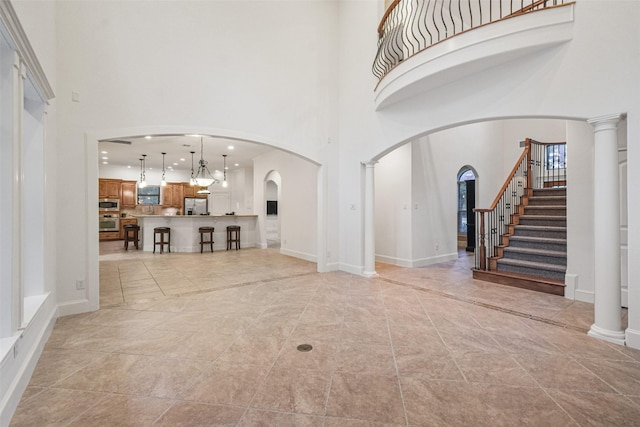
[361,160,378,168]
[587,113,626,132]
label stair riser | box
[532,189,566,197]
[497,263,565,281]
[508,239,566,252]
[527,198,566,206]
[518,218,566,227]
[502,250,567,266]
[513,228,567,239]
[524,207,566,216]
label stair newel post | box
[476,209,486,270]
[525,138,532,190]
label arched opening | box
[457,166,477,252]
[265,171,281,248]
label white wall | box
[51,0,338,311]
[253,150,318,263]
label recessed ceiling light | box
[224,166,229,170]
[228,145,234,150]
[145,135,152,139]
[179,158,185,162]
[102,161,108,164]
[173,162,179,166]
[102,156,108,160]
[234,163,239,167]
[187,134,200,137]
[127,165,131,168]
[101,151,108,154]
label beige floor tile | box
[454,351,538,387]
[10,388,107,426]
[68,394,172,426]
[394,344,464,380]
[181,360,270,406]
[575,358,640,395]
[401,379,573,426]
[275,339,339,372]
[238,409,324,427]
[218,335,286,366]
[547,389,640,426]
[28,349,106,387]
[335,342,396,375]
[154,402,245,426]
[514,353,617,393]
[251,367,331,415]
[325,373,405,424]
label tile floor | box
[10,243,640,426]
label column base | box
[588,324,626,346]
[362,270,378,278]
[625,328,640,350]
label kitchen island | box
[136,214,258,252]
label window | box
[137,185,160,205]
[457,169,476,233]
[546,144,566,170]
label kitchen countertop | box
[135,214,258,218]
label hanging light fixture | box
[138,154,147,188]
[161,152,167,187]
[189,151,197,186]
[222,154,228,188]
[194,137,218,187]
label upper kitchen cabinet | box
[162,182,184,208]
[183,183,208,198]
[121,181,137,208]
[99,179,122,199]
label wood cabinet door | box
[183,184,195,198]
[172,184,184,208]
[161,184,173,206]
[121,181,137,207]
[106,180,121,199]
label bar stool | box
[123,224,140,250]
[226,225,240,250]
[199,226,215,253]
[153,227,171,254]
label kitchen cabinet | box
[183,183,208,198]
[121,181,137,208]
[119,218,138,240]
[162,183,184,208]
[99,179,122,199]
[99,231,120,241]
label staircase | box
[486,188,567,294]
[473,139,568,296]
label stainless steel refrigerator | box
[184,198,208,215]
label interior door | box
[466,179,476,252]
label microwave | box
[99,199,119,211]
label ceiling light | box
[189,151,197,186]
[101,151,108,154]
[145,135,152,139]
[138,154,147,188]
[195,137,218,187]
[235,163,239,167]
[102,161,108,164]
[161,152,167,187]
[197,188,211,195]
[102,156,108,160]
[222,154,228,188]
[228,145,234,150]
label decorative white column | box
[587,114,625,345]
[363,161,377,277]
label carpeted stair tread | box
[519,215,566,220]
[503,246,567,258]
[497,258,566,272]
[508,236,566,244]
[514,225,567,231]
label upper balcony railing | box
[373,0,571,82]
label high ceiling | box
[97,134,274,174]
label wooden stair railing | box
[474,138,567,273]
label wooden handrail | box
[506,0,548,17]
[378,0,402,37]
[476,141,530,212]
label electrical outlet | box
[76,279,85,290]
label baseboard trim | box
[57,299,96,317]
[574,289,594,304]
[375,252,458,268]
[0,303,56,426]
[339,263,363,276]
[622,288,628,308]
[279,248,317,263]
[625,328,640,350]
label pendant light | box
[161,152,167,187]
[138,154,147,188]
[194,137,217,187]
[222,154,228,188]
[189,151,197,186]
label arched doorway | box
[265,171,282,248]
[457,167,477,252]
